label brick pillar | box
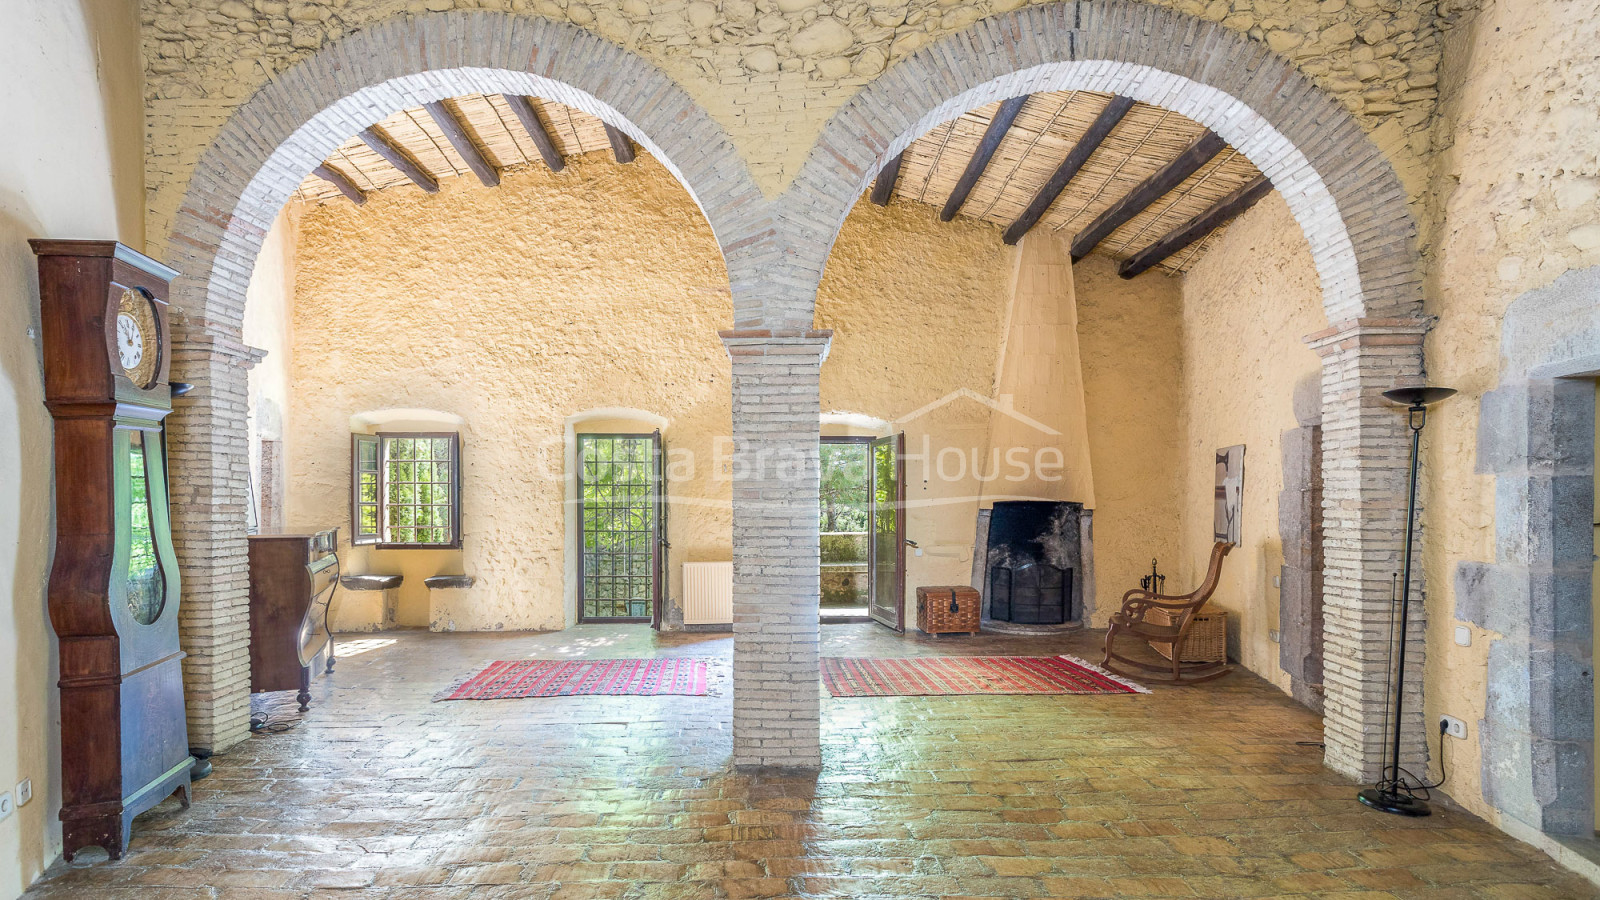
[1307,318,1430,781]
[166,318,260,754]
[721,329,831,768]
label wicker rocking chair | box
[1101,542,1234,685]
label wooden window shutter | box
[351,433,381,545]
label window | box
[351,433,461,548]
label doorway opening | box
[578,433,663,624]
[820,438,871,622]
[817,436,905,629]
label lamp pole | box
[1358,385,1455,817]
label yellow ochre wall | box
[1074,254,1183,625]
[1,1,146,895]
[243,207,299,531]
[1175,193,1326,690]
[285,155,734,631]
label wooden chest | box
[915,585,981,636]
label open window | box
[351,432,462,549]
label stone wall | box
[1419,0,1600,834]
[141,0,1466,256]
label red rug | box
[821,654,1148,697]
[437,658,709,700]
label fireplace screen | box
[984,500,1082,625]
[989,562,1073,625]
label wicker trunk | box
[1149,609,1228,663]
[915,586,981,636]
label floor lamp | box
[1357,385,1456,817]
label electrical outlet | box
[1269,629,1281,643]
[15,779,32,807]
[0,791,13,823]
[1441,715,1468,740]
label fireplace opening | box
[980,501,1085,629]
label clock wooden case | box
[30,240,193,861]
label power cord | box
[249,712,301,734]
[1380,717,1451,804]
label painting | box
[1214,445,1245,545]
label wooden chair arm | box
[1118,589,1202,611]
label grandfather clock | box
[31,240,193,861]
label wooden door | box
[868,433,906,632]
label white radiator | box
[682,561,734,625]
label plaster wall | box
[1176,192,1326,688]
[1073,254,1183,627]
[138,0,1463,260]
[286,155,734,631]
[0,1,146,894]
[243,207,298,531]
[1418,0,1600,828]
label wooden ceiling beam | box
[423,100,500,187]
[357,126,439,193]
[870,152,904,206]
[1118,174,1273,278]
[604,124,636,164]
[1069,129,1228,262]
[940,95,1029,222]
[1002,95,1135,245]
[501,94,565,173]
[313,163,366,205]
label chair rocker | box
[1101,541,1234,685]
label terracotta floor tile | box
[21,625,1597,899]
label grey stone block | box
[1527,644,1594,743]
[1525,570,1595,642]
[1476,383,1529,475]
[1452,560,1499,628]
[1529,736,1595,835]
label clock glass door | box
[127,430,167,625]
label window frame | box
[350,431,463,550]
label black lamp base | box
[1358,787,1431,817]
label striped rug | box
[821,654,1149,697]
[436,658,709,700]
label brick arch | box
[166,11,772,332]
[781,0,1422,325]
[162,11,775,752]
[781,0,1430,782]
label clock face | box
[114,288,160,388]
[117,314,143,370]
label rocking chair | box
[1101,542,1234,685]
